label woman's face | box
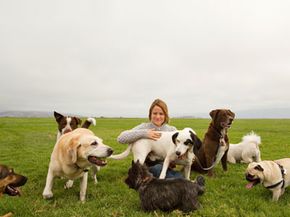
[150,105,165,127]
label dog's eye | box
[176,140,180,143]
[91,141,98,146]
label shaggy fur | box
[228,131,261,164]
[191,109,235,176]
[125,161,205,213]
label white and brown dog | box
[54,111,96,140]
[43,128,113,202]
[228,131,261,164]
[111,128,202,180]
[245,158,290,201]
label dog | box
[228,131,261,164]
[111,128,202,180]
[245,158,290,201]
[125,160,205,212]
[54,111,100,185]
[54,111,96,140]
[191,109,235,176]
[43,128,113,202]
[0,165,27,217]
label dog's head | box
[125,160,153,190]
[172,128,202,157]
[54,111,82,135]
[0,165,27,197]
[245,162,266,189]
[66,129,113,167]
[209,109,235,129]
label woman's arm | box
[117,123,150,144]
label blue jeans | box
[149,163,184,179]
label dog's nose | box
[107,148,113,156]
[175,151,181,156]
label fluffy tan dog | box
[245,158,290,201]
[43,128,113,202]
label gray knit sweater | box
[117,122,177,144]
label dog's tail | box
[109,144,132,160]
[242,131,261,147]
[81,117,96,129]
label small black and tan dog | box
[125,161,205,213]
[0,165,27,217]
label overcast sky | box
[1,0,290,118]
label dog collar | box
[266,163,286,189]
[74,163,89,172]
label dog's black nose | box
[175,151,181,156]
[107,148,113,156]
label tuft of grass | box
[0,118,290,216]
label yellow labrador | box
[245,158,290,201]
[43,128,113,202]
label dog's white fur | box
[245,158,290,201]
[43,128,113,202]
[228,131,261,164]
[111,128,198,180]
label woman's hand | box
[147,129,162,140]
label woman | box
[117,98,183,179]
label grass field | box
[0,117,290,217]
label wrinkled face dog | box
[0,165,27,197]
[43,128,113,202]
[210,109,235,129]
[125,160,205,213]
[245,159,290,201]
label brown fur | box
[0,165,27,217]
[191,109,235,176]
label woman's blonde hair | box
[148,99,169,124]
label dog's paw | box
[64,180,74,189]
[43,192,53,199]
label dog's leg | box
[272,189,282,201]
[221,151,228,171]
[227,155,236,164]
[42,168,55,199]
[64,180,74,189]
[80,172,88,202]
[184,153,194,180]
[91,165,100,184]
[159,157,171,179]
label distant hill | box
[0,111,52,117]
[0,108,289,118]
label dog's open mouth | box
[5,185,21,196]
[88,156,107,166]
[245,175,260,189]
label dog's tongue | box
[246,182,254,189]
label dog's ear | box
[54,111,63,122]
[132,160,135,166]
[254,165,264,172]
[0,165,9,179]
[67,139,81,163]
[209,109,219,120]
[172,132,179,144]
[73,117,82,126]
[190,131,202,150]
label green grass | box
[0,117,290,217]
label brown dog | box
[0,165,27,217]
[191,109,235,176]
